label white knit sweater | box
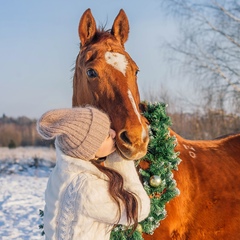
[43,147,150,240]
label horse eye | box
[135,70,139,76]
[87,69,98,78]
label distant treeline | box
[0,114,53,148]
[169,109,240,140]
[0,110,240,148]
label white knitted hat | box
[37,107,111,160]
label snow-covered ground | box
[0,147,56,240]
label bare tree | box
[0,124,22,147]
[143,88,240,139]
[163,0,240,113]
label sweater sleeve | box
[79,172,129,225]
[104,152,150,222]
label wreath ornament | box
[110,102,181,240]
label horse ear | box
[111,9,129,46]
[78,9,97,47]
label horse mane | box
[214,131,240,140]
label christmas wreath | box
[110,102,181,239]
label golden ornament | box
[136,224,143,233]
[150,175,161,187]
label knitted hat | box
[37,107,111,160]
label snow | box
[0,147,56,240]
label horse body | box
[73,9,240,239]
[143,130,240,239]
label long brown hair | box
[91,160,139,232]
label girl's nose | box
[109,129,116,139]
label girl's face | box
[95,129,116,158]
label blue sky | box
[1,0,185,118]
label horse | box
[149,129,240,240]
[72,9,240,240]
[72,8,149,161]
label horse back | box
[143,131,240,239]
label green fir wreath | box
[110,102,181,240]
[39,102,181,239]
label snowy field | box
[0,147,56,240]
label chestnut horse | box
[72,9,240,240]
[72,9,149,160]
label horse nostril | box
[120,131,132,145]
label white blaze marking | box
[127,89,147,139]
[105,51,128,76]
[128,90,141,122]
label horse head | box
[72,9,149,160]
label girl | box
[37,106,150,240]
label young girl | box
[37,106,150,240]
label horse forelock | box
[80,29,115,50]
